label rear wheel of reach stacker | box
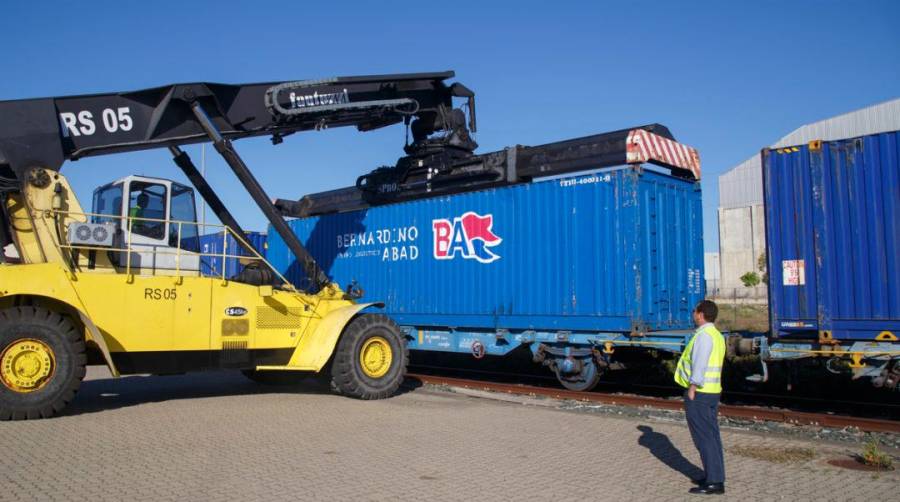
[330,314,408,399]
[0,307,86,420]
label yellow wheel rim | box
[0,339,56,393]
[359,336,393,379]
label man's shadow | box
[636,425,704,480]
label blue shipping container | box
[764,131,900,341]
[198,231,267,279]
[268,167,704,335]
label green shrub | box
[740,271,761,287]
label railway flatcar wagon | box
[268,162,705,390]
[761,130,900,390]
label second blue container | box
[764,131,900,341]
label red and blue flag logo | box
[432,212,502,263]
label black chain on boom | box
[264,79,419,120]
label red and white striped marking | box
[626,129,701,180]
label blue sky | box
[2,1,898,252]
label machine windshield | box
[170,182,199,252]
[127,181,167,239]
[91,183,123,224]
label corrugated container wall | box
[764,131,900,340]
[198,231,267,279]
[268,168,704,334]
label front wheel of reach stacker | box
[330,314,408,399]
[0,307,86,420]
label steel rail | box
[408,373,900,434]
[409,363,900,410]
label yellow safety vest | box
[128,206,142,231]
[674,324,725,394]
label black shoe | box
[689,483,724,495]
[691,478,706,486]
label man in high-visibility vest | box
[675,300,726,495]
[128,193,149,233]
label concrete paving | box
[0,367,896,501]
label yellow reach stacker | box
[0,72,476,419]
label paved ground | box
[1,367,896,501]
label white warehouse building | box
[716,98,900,299]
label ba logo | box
[432,212,502,263]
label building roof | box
[719,98,900,209]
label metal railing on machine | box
[50,209,298,291]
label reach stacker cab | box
[0,71,476,419]
[89,175,203,273]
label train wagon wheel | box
[0,307,86,420]
[330,314,408,400]
[555,359,602,392]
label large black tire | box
[330,314,408,400]
[0,307,86,420]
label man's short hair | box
[694,300,718,322]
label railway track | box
[408,373,900,434]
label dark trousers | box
[684,391,725,484]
